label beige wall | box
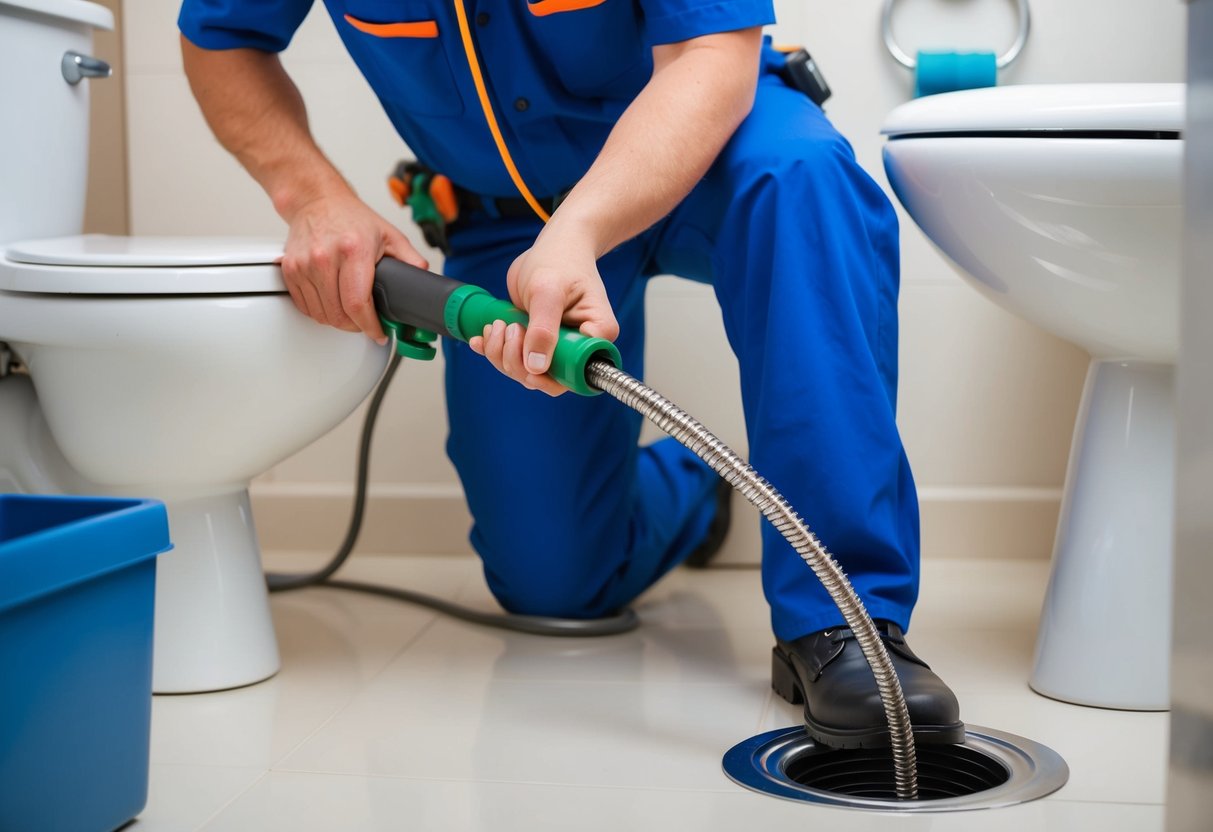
[116,0,1187,561]
[84,0,128,235]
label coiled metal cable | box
[586,359,919,800]
[264,337,917,794]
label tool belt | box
[388,160,568,255]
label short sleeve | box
[178,0,316,52]
[639,0,775,47]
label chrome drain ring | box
[723,725,1068,812]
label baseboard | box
[914,486,1062,561]
[250,483,1061,563]
[250,483,476,557]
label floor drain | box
[723,725,1068,812]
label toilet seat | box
[0,235,286,294]
[880,84,1184,363]
[882,83,1184,138]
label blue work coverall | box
[179,0,920,641]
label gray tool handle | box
[372,257,464,336]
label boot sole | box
[771,647,966,749]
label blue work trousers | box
[441,70,919,641]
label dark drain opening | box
[783,743,1011,800]
[725,726,1068,811]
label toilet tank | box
[0,0,113,247]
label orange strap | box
[451,0,551,223]
[344,15,439,38]
[387,174,409,206]
[429,175,460,222]
[526,0,608,17]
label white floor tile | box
[454,560,774,634]
[956,694,1169,805]
[913,558,1051,634]
[277,673,767,790]
[151,556,469,768]
[903,627,1038,696]
[386,617,775,688]
[632,567,772,632]
[198,770,1164,832]
[130,765,264,832]
[132,553,1168,830]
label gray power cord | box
[263,352,639,637]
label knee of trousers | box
[474,524,632,619]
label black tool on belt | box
[778,47,832,108]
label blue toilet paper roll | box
[914,50,998,97]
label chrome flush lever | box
[62,51,112,85]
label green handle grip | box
[373,258,621,396]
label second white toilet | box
[882,84,1184,710]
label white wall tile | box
[898,281,1089,486]
[124,0,350,73]
[642,278,747,452]
[121,0,182,73]
[126,74,284,236]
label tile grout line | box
[1046,796,1167,808]
[264,610,446,771]
[755,688,776,733]
[255,766,748,796]
[189,768,273,832]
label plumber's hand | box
[468,230,618,396]
[280,189,428,344]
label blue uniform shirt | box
[179,0,775,198]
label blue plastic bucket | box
[0,495,171,832]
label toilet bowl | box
[882,84,1184,710]
[0,1,390,692]
[0,236,389,692]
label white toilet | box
[882,84,1184,710]
[0,1,388,692]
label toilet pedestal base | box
[151,488,280,694]
[0,376,280,693]
[1030,360,1174,710]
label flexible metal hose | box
[586,359,919,801]
[265,335,918,795]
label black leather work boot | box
[771,622,965,748]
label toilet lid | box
[0,235,288,295]
[882,83,1184,138]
